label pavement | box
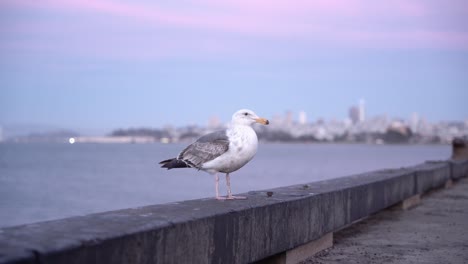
[304,177,468,264]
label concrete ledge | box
[410,161,451,194]
[1,159,467,264]
[285,232,333,264]
[258,232,333,264]
[255,232,333,264]
[400,194,421,210]
[450,159,468,180]
[445,179,454,188]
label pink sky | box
[2,0,468,60]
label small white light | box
[69,137,76,144]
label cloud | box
[10,0,430,31]
[2,0,468,61]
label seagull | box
[159,109,269,200]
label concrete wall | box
[1,159,467,264]
[452,137,468,160]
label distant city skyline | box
[1,1,467,134]
[1,103,466,138]
[5,104,466,145]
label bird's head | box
[232,109,270,126]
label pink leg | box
[214,173,226,200]
[226,173,247,200]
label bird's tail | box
[159,158,190,169]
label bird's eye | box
[243,112,249,116]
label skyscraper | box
[410,112,420,133]
[358,99,366,123]
[298,111,307,125]
[348,106,360,124]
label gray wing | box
[177,130,230,169]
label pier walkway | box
[306,178,468,264]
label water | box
[0,142,450,228]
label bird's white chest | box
[203,125,258,173]
[228,126,258,159]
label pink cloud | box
[6,0,436,35]
[3,0,468,60]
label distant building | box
[207,115,221,128]
[358,99,366,122]
[298,111,307,125]
[285,111,293,126]
[271,114,282,126]
[409,112,420,133]
[348,106,360,124]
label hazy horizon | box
[1,107,467,138]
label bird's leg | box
[226,173,247,200]
[215,173,226,200]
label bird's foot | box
[226,195,247,200]
[215,195,247,200]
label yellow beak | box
[255,117,270,125]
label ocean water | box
[0,142,450,228]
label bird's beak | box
[255,117,270,125]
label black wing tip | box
[158,158,191,169]
[159,158,173,169]
[159,158,172,164]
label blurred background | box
[0,0,467,227]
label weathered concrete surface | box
[400,194,421,210]
[410,161,450,194]
[452,137,468,160]
[304,177,468,264]
[450,159,468,180]
[285,232,333,264]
